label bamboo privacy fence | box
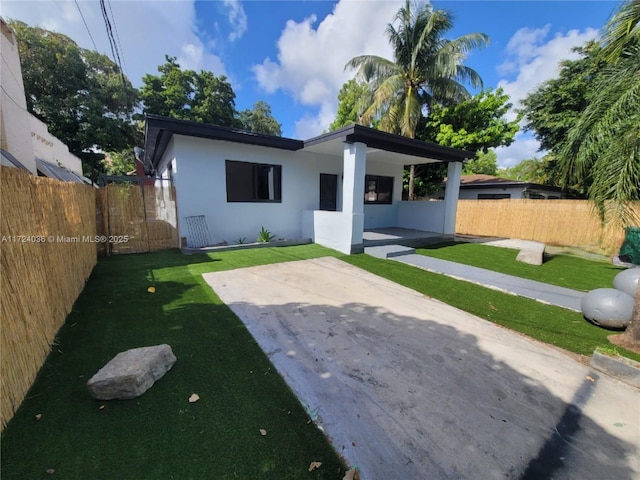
[96,183,178,255]
[456,199,640,255]
[1,167,97,429]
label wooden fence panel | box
[99,183,178,255]
[456,200,640,255]
[1,167,96,429]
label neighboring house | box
[143,115,472,254]
[0,17,87,183]
[432,174,565,200]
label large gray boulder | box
[87,344,176,400]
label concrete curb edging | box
[590,350,640,389]
[182,238,312,254]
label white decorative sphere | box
[581,288,634,329]
[613,268,640,297]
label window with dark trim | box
[477,193,511,200]
[364,175,393,204]
[225,160,282,202]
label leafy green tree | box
[345,1,488,199]
[498,155,572,189]
[520,42,607,155]
[10,21,140,175]
[560,4,640,227]
[329,79,370,130]
[563,3,640,349]
[141,56,240,127]
[462,150,497,176]
[411,88,517,191]
[238,101,282,135]
[102,151,135,176]
[422,88,519,153]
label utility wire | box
[99,0,126,85]
[74,0,99,52]
[106,0,128,77]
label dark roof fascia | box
[145,115,304,170]
[304,124,473,162]
[459,181,563,192]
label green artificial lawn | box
[342,254,640,363]
[3,244,638,480]
[1,245,345,480]
[417,242,624,292]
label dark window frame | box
[477,193,511,200]
[364,174,394,205]
[225,160,282,203]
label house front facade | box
[143,115,472,254]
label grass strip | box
[416,242,624,292]
[1,245,345,480]
[342,254,640,363]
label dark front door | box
[319,173,338,211]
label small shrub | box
[257,226,275,243]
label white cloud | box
[495,132,543,169]
[223,0,247,42]
[0,0,228,86]
[495,25,600,167]
[497,26,599,121]
[252,0,404,138]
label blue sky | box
[0,1,620,167]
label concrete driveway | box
[203,257,639,479]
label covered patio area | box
[363,227,450,248]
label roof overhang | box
[143,116,473,173]
[303,124,473,165]
[144,115,304,173]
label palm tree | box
[345,0,488,199]
[562,0,640,348]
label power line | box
[106,0,128,77]
[74,0,99,52]
[99,0,125,85]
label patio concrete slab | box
[392,254,585,311]
[203,257,639,480]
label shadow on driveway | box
[204,257,639,480]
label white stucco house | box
[432,174,565,200]
[143,115,472,254]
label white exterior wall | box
[0,19,36,174]
[167,135,343,245]
[397,201,445,232]
[363,160,404,229]
[29,116,83,175]
[302,210,354,254]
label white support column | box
[342,142,367,252]
[342,142,366,215]
[443,161,462,235]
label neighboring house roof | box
[36,158,88,184]
[447,174,563,192]
[1,149,30,171]
[143,114,473,175]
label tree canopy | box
[559,1,640,227]
[10,20,140,173]
[140,56,240,127]
[329,79,369,130]
[345,1,489,198]
[520,42,607,156]
[238,101,282,136]
[462,150,498,176]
